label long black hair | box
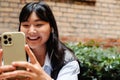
[19,1,76,79]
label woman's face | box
[20,12,51,49]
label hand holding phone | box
[1,32,27,79]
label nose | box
[28,25,37,34]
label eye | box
[21,22,30,28]
[23,24,30,28]
[23,24,29,26]
[35,24,43,27]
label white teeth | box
[29,37,38,40]
[30,37,37,39]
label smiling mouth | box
[27,37,40,41]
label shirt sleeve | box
[56,61,80,80]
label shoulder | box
[64,50,77,63]
[62,50,80,74]
[57,60,80,80]
[62,60,80,71]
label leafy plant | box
[66,41,120,80]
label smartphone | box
[1,32,27,80]
[1,32,27,66]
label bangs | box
[19,11,32,22]
[19,2,49,23]
[36,6,49,22]
[19,3,33,22]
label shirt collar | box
[42,53,52,75]
[43,53,52,68]
[28,53,52,75]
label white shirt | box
[42,54,80,80]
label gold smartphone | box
[1,32,28,80]
[1,32,27,65]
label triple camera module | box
[3,34,12,45]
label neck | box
[32,46,46,66]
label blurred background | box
[1,0,120,79]
[0,0,120,44]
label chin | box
[27,44,38,49]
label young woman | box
[0,1,80,80]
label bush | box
[66,41,120,80]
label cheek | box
[41,33,51,44]
[20,27,27,34]
[40,27,51,40]
[45,32,51,39]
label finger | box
[12,70,35,78]
[0,70,35,79]
[0,49,3,66]
[2,77,30,80]
[0,65,16,73]
[25,45,38,64]
[12,61,41,75]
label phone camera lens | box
[4,40,8,44]
[9,41,12,44]
[3,35,7,39]
[8,38,12,41]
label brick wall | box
[0,0,120,42]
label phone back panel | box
[1,32,26,65]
